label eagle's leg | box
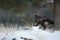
[41,23,46,30]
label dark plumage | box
[45,18,54,24]
[33,13,54,30]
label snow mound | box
[2,26,60,40]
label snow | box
[0,33,5,40]
[1,26,60,40]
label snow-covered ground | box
[0,33,5,40]
[0,26,60,40]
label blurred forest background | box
[0,0,60,30]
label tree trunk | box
[54,0,60,30]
